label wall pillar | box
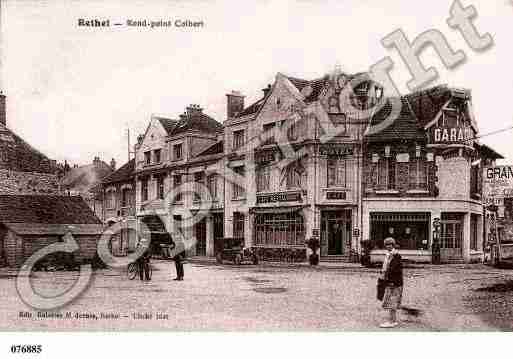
[462,212,471,263]
[206,215,214,257]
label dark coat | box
[384,252,403,287]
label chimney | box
[262,84,272,97]
[186,104,203,117]
[0,93,6,127]
[226,91,245,119]
[110,158,116,170]
[93,156,100,167]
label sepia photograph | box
[0,0,512,357]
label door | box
[213,213,224,255]
[195,218,207,256]
[440,218,463,261]
[321,210,352,256]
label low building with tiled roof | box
[0,195,103,267]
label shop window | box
[376,157,396,190]
[233,212,245,239]
[254,212,305,247]
[370,212,430,250]
[232,166,245,198]
[256,165,271,192]
[232,130,245,150]
[141,178,148,202]
[409,159,428,190]
[470,214,479,251]
[173,175,182,202]
[327,159,347,188]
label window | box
[254,212,305,247]
[141,178,148,202]
[154,149,162,163]
[207,174,218,200]
[327,159,347,188]
[173,175,182,202]
[470,164,480,195]
[409,159,428,190]
[377,157,396,190]
[121,188,131,207]
[256,165,271,192]
[232,166,245,198]
[233,130,245,150]
[156,175,165,200]
[233,212,245,239]
[285,161,304,189]
[106,190,116,209]
[173,143,183,160]
[144,152,151,165]
[470,214,479,251]
[193,172,205,202]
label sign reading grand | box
[484,165,513,198]
[432,126,473,144]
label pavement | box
[0,260,512,331]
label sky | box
[1,0,512,167]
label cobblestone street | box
[1,260,512,331]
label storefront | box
[320,209,352,257]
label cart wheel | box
[234,254,242,265]
[127,262,137,280]
[252,254,259,265]
[216,253,223,264]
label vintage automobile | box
[215,237,259,265]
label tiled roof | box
[0,125,57,174]
[196,140,224,157]
[474,143,504,159]
[0,195,102,224]
[170,111,223,136]
[404,85,452,128]
[285,75,329,103]
[365,97,426,142]
[60,161,113,193]
[155,116,178,135]
[102,159,135,184]
[237,96,268,117]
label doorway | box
[213,213,224,255]
[321,210,352,256]
[440,213,464,261]
[195,218,207,256]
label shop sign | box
[432,125,473,144]
[484,165,513,199]
[319,145,353,157]
[256,192,301,204]
[326,191,346,200]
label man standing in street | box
[170,236,185,281]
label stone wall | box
[0,169,61,195]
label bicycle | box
[127,259,152,280]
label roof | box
[170,110,223,136]
[365,97,426,142]
[102,159,135,184]
[0,125,57,174]
[196,140,224,157]
[404,85,452,128]
[60,161,113,193]
[154,116,178,135]
[237,96,268,117]
[475,143,504,159]
[0,195,102,225]
[285,75,329,103]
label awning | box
[250,205,308,214]
[3,223,103,235]
[370,212,430,222]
